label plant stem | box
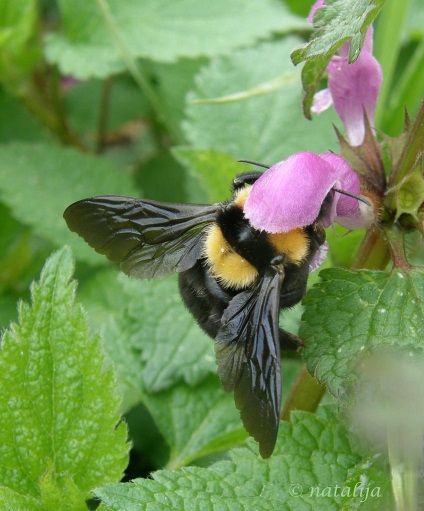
[23,88,88,150]
[387,426,421,511]
[96,0,183,144]
[281,365,326,420]
[96,76,114,154]
[283,226,390,420]
[383,225,413,270]
[50,66,69,140]
[352,226,391,270]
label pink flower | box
[309,1,383,145]
[310,242,329,272]
[243,152,369,233]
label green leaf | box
[145,359,301,471]
[114,274,216,392]
[79,271,216,395]
[173,147,242,202]
[291,0,387,117]
[45,0,305,79]
[0,86,49,143]
[405,0,424,38]
[326,225,366,268]
[0,201,55,302]
[78,269,145,412]
[292,0,387,64]
[0,293,19,332]
[300,268,424,397]
[135,151,195,203]
[0,0,40,88]
[379,38,424,136]
[0,487,43,511]
[143,376,247,469]
[79,269,306,465]
[373,0,410,129]
[79,271,246,465]
[0,203,30,289]
[144,58,207,143]
[342,455,393,510]
[0,142,138,265]
[79,270,307,466]
[0,0,37,52]
[94,405,376,510]
[0,247,129,509]
[64,76,149,140]
[184,39,340,163]
[285,0,313,18]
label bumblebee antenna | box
[333,188,370,207]
[238,159,271,169]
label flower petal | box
[311,88,333,114]
[327,43,382,145]
[320,153,373,229]
[362,25,375,54]
[309,241,328,272]
[308,0,325,24]
[244,152,339,233]
[319,153,360,216]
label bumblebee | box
[64,167,332,458]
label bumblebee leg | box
[279,329,305,351]
[279,288,305,308]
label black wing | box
[64,196,219,279]
[215,265,284,458]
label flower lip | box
[243,152,367,234]
[244,152,339,233]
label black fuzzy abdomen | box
[178,259,237,338]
